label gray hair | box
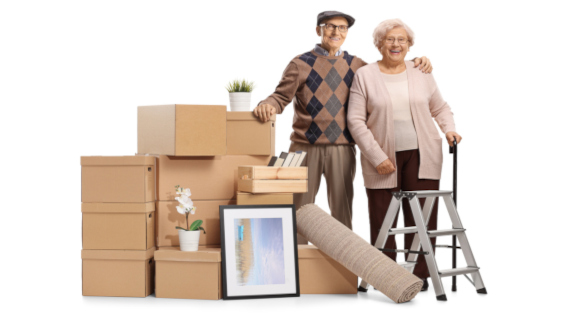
[372,19,415,48]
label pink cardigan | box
[347,61,456,189]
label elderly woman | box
[347,19,462,291]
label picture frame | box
[219,204,300,300]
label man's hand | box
[253,104,276,122]
[413,56,432,74]
[445,131,462,146]
[376,159,396,175]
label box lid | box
[297,245,332,259]
[81,156,155,166]
[81,247,155,260]
[227,112,275,122]
[154,247,221,262]
[81,202,155,213]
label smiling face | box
[378,27,410,64]
[316,17,348,53]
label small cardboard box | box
[81,156,155,203]
[156,154,272,201]
[238,166,308,180]
[155,247,222,300]
[238,179,308,194]
[236,192,293,205]
[138,104,227,156]
[82,202,155,250]
[156,200,236,247]
[82,247,155,297]
[226,112,275,155]
[298,245,358,294]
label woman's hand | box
[253,104,276,122]
[376,159,396,175]
[445,131,462,146]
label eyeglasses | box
[385,37,409,45]
[319,23,349,33]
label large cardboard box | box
[81,156,156,203]
[155,247,222,300]
[156,154,272,201]
[82,202,155,250]
[82,247,155,297]
[156,200,235,247]
[226,112,275,155]
[236,192,293,205]
[138,104,227,156]
[298,245,358,294]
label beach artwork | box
[234,218,285,286]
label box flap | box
[81,247,155,260]
[154,247,221,262]
[81,156,155,166]
[297,245,331,259]
[227,112,275,122]
[81,202,155,213]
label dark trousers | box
[366,149,439,279]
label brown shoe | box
[421,278,429,291]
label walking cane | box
[449,137,458,291]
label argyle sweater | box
[260,50,367,145]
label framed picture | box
[219,204,300,300]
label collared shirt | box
[314,44,342,56]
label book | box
[289,151,302,168]
[273,158,285,167]
[282,152,296,167]
[293,151,307,167]
[267,156,278,166]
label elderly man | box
[254,11,432,243]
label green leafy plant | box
[226,79,255,93]
[174,185,206,234]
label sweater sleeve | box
[258,61,299,114]
[347,71,389,168]
[428,75,456,134]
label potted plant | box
[226,79,255,111]
[174,185,205,251]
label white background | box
[1,0,568,319]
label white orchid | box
[174,185,204,233]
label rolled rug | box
[296,203,423,303]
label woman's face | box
[378,27,410,64]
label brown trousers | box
[366,149,439,279]
[289,142,356,244]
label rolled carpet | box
[296,203,423,303]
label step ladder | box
[358,190,487,301]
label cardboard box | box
[156,200,236,247]
[238,166,308,180]
[138,104,227,156]
[81,156,156,203]
[82,202,155,250]
[155,247,222,300]
[236,192,293,205]
[298,245,358,294]
[238,179,308,194]
[156,154,272,201]
[226,112,275,155]
[82,247,155,297]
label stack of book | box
[267,151,307,167]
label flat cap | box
[317,11,355,28]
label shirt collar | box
[314,44,342,57]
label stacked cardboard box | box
[81,156,157,297]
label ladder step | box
[439,267,480,277]
[394,190,453,198]
[388,227,418,235]
[398,261,417,269]
[427,228,466,237]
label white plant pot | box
[229,92,252,111]
[178,230,200,251]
